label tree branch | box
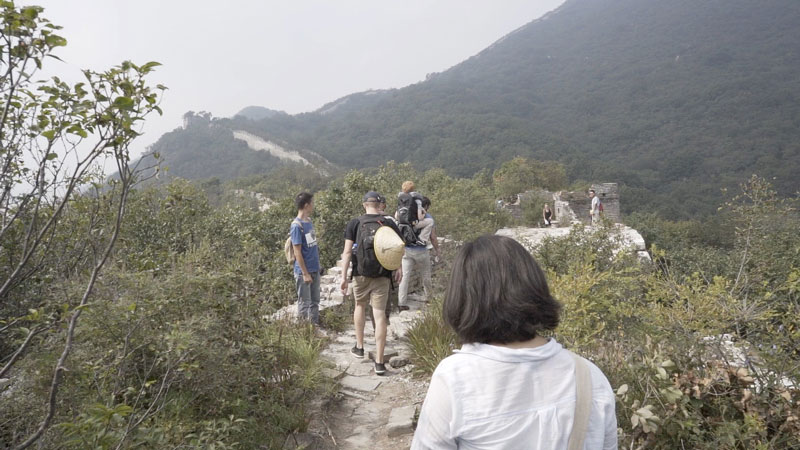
[0,325,47,379]
[13,149,134,450]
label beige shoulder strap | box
[567,351,592,450]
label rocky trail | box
[276,265,432,449]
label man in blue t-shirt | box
[290,192,321,325]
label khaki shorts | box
[352,276,390,311]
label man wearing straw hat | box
[340,191,405,376]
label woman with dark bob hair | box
[412,235,617,449]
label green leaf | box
[44,34,67,48]
[46,152,58,161]
[41,129,56,140]
[140,61,162,72]
[113,96,135,110]
[21,7,39,19]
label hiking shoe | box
[374,362,387,376]
[397,305,410,312]
[351,345,364,359]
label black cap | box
[363,191,382,202]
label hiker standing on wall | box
[543,203,553,227]
[340,191,404,376]
[290,192,321,325]
[589,189,601,226]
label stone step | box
[339,375,382,392]
[387,405,417,437]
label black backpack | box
[354,215,392,278]
[396,192,424,246]
[396,192,421,226]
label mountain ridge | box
[151,0,800,217]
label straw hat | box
[374,226,405,270]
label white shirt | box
[412,339,617,450]
[591,196,600,214]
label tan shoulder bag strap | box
[567,351,592,450]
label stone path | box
[279,264,432,449]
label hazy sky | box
[24,0,565,157]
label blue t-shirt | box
[290,218,320,275]
[406,212,434,251]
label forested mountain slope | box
[225,0,799,217]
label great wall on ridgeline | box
[496,183,649,261]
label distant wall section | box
[499,182,620,226]
[555,183,620,225]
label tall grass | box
[406,297,459,376]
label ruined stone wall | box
[498,183,621,226]
[591,183,620,223]
[555,183,620,225]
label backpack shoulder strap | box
[357,215,384,227]
[567,351,593,450]
[289,217,303,237]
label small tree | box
[0,4,164,448]
[492,156,567,200]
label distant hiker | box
[543,203,553,227]
[412,235,618,449]
[589,189,601,225]
[340,191,404,376]
[396,180,433,247]
[398,196,439,311]
[290,192,321,325]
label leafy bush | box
[0,179,329,448]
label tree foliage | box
[492,156,567,200]
[0,3,165,447]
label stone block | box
[320,275,336,284]
[388,320,411,340]
[386,405,417,437]
[345,360,375,377]
[339,375,381,392]
[329,292,344,304]
[390,357,411,368]
[322,368,345,380]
